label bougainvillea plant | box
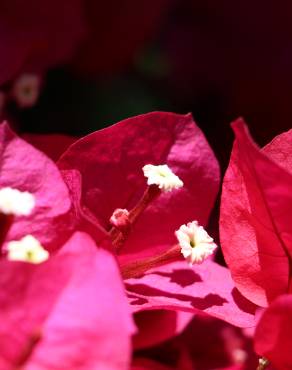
[0,232,135,369]
[57,112,257,345]
[0,113,260,369]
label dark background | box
[5,0,292,172]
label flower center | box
[175,221,217,265]
[108,164,216,278]
[190,239,195,248]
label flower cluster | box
[3,107,292,369]
[0,112,262,369]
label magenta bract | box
[58,111,220,262]
[255,294,292,370]
[0,232,134,369]
[220,118,292,307]
[126,259,256,328]
[58,112,256,329]
[0,123,73,251]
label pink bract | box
[220,118,292,307]
[0,122,72,251]
[0,232,134,369]
[58,111,220,262]
[126,259,256,328]
[57,112,257,331]
[254,294,292,370]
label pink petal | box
[0,123,72,250]
[254,294,292,370]
[126,259,257,328]
[0,232,134,369]
[220,118,292,307]
[58,112,219,262]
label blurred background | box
[2,0,292,171]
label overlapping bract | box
[0,113,260,369]
[0,122,135,369]
[220,118,292,307]
[58,111,257,332]
[0,123,72,251]
[254,294,292,370]
[58,112,220,261]
[0,232,134,369]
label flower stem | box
[128,185,161,224]
[121,244,181,279]
[110,185,161,250]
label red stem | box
[121,245,181,279]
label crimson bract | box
[57,111,257,340]
[0,123,135,368]
[220,119,292,308]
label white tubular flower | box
[143,164,183,192]
[7,235,49,264]
[0,187,35,216]
[11,73,41,108]
[175,221,217,265]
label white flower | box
[7,235,49,264]
[0,187,35,216]
[142,164,183,192]
[11,73,41,108]
[175,221,217,265]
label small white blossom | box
[143,164,183,192]
[11,74,41,108]
[0,187,35,216]
[175,221,217,265]
[7,235,49,264]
